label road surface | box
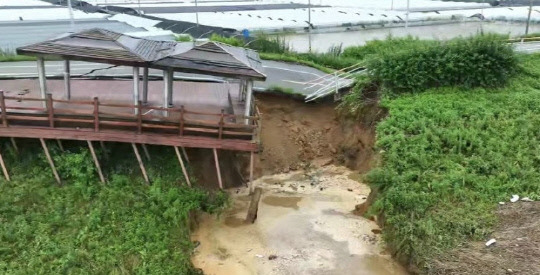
[514,42,540,54]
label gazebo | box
[16,28,266,120]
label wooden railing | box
[0,92,260,143]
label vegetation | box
[368,34,517,94]
[0,49,36,62]
[210,34,359,71]
[0,141,226,274]
[175,34,193,42]
[337,34,540,271]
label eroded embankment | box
[253,94,386,175]
[190,95,402,274]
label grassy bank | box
[364,53,540,270]
[0,141,226,274]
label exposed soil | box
[254,94,385,177]
[430,201,540,275]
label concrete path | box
[0,60,336,96]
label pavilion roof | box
[16,28,266,80]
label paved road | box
[514,42,540,54]
[0,60,335,96]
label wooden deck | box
[0,92,260,152]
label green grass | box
[0,141,226,274]
[366,54,540,271]
[0,54,36,62]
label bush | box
[367,54,540,270]
[342,35,437,60]
[368,34,518,94]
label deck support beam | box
[244,80,253,125]
[133,67,140,114]
[56,140,64,151]
[213,148,223,189]
[87,140,105,183]
[40,138,61,185]
[174,146,191,187]
[63,60,71,100]
[141,144,151,160]
[10,138,18,155]
[181,147,189,163]
[132,143,149,184]
[37,57,47,108]
[142,67,149,104]
[0,146,10,181]
[249,151,255,194]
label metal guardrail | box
[305,62,365,102]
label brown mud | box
[254,94,386,176]
[191,166,408,275]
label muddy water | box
[191,165,408,275]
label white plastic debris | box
[485,239,497,247]
[510,195,520,203]
[255,254,264,258]
[498,202,505,205]
[521,197,534,202]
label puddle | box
[262,196,302,209]
[191,165,408,275]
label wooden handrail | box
[0,92,8,127]
[0,95,259,142]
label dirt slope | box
[431,201,540,275]
[254,94,384,176]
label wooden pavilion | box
[0,28,265,190]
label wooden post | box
[93,97,99,132]
[10,138,18,155]
[46,93,54,128]
[245,187,262,223]
[132,143,149,184]
[63,59,71,100]
[218,109,224,139]
[179,105,185,136]
[87,140,105,183]
[141,144,151,160]
[142,67,149,104]
[244,80,253,125]
[213,148,223,189]
[0,91,7,127]
[37,57,47,108]
[249,151,255,194]
[163,69,173,115]
[40,138,61,185]
[137,100,143,134]
[181,147,189,163]
[0,146,10,181]
[133,67,140,115]
[174,146,191,187]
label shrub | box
[342,35,436,60]
[368,34,518,94]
